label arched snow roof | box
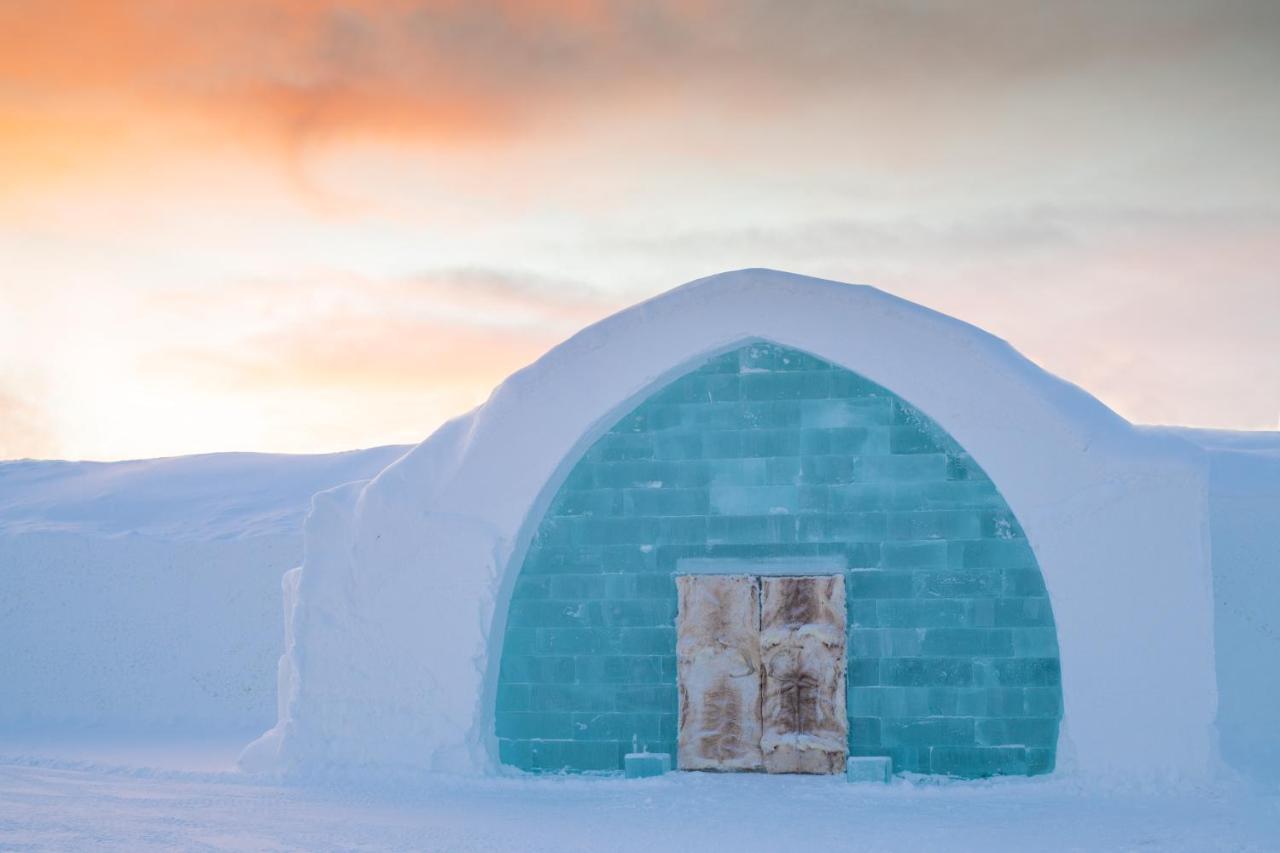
[244,269,1216,782]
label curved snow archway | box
[242,269,1216,782]
[496,340,1064,776]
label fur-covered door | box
[759,576,848,773]
[676,574,847,774]
[676,575,764,770]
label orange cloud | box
[145,268,628,393]
[7,0,1275,191]
[0,0,654,168]
[189,316,553,394]
[0,1,582,191]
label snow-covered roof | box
[246,269,1229,782]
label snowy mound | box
[243,269,1275,784]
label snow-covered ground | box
[1,745,1277,852]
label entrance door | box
[759,576,848,773]
[676,574,847,774]
[675,575,764,770]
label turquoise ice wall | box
[496,342,1061,776]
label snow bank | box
[249,269,1224,784]
[0,446,407,732]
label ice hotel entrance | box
[677,571,847,774]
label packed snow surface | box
[0,750,1277,852]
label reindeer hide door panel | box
[676,573,847,774]
[675,575,763,771]
[759,575,848,774]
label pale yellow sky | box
[2,1,1278,460]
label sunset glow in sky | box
[2,1,1278,460]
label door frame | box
[676,556,847,577]
[675,560,850,774]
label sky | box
[1,0,1278,461]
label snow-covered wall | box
[246,269,1221,783]
[1150,428,1280,782]
[0,531,293,731]
[1206,448,1280,782]
[0,447,406,732]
